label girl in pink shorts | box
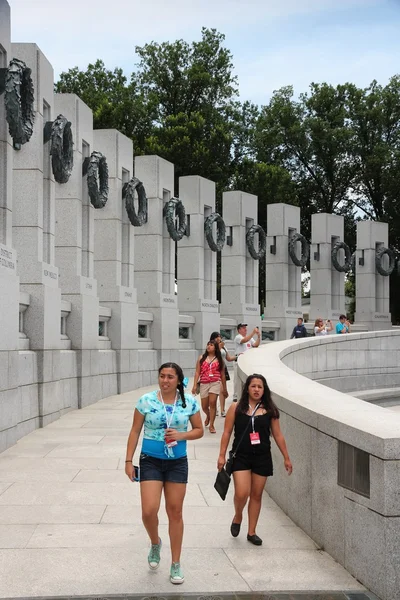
[192,341,227,433]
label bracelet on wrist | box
[125,460,132,463]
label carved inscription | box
[43,269,57,280]
[0,247,15,271]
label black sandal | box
[230,522,241,537]
[247,534,262,546]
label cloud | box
[236,16,400,104]
[6,0,391,102]
[9,0,376,52]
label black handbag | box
[224,365,230,381]
[214,414,253,500]
[214,467,231,500]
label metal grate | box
[179,326,190,339]
[138,324,147,339]
[338,441,370,498]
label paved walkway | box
[0,382,369,598]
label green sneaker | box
[148,538,162,570]
[170,562,184,584]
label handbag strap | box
[230,403,261,458]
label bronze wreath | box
[331,241,352,273]
[246,224,266,260]
[205,213,226,252]
[4,58,35,149]
[123,177,148,226]
[50,114,73,184]
[375,247,395,277]
[165,198,187,241]
[87,151,109,208]
[288,232,309,267]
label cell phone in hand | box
[132,465,140,482]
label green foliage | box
[55,30,400,321]
[232,159,297,231]
[254,83,358,239]
[134,28,238,117]
[55,59,153,154]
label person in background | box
[314,318,334,337]
[233,324,261,401]
[336,314,351,334]
[192,341,227,433]
[217,373,292,546]
[209,331,236,417]
[125,362,203,585]
[290,317,308,339]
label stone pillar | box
[54,93,100,405]
[0,0,20,450]
[220,191,261,331]
[178,176,219,352]
[265,203,302,339]
[134,155,180,365]
[11,44,61,351]
[355,221,392,330]
[93,129,139,392]
[310,213,345,322]
[10,44,65,427]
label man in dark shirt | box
[290,317,308,339]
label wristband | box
[125,460,132,463]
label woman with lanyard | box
[217,373,292,545]
[209,331,236,417]
[125,362,203,584]
[192,341,227,434]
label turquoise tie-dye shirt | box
[136,390,200,459]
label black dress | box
[231,411,274,477]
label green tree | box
[56,29,243,196]
[254,83,358,241]
[55,60,153,153]
[346,77,400,220]
[346,78,400,321]
[135,28,240,193]
[231,159,297,230]
[134,28,238,117]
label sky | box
[7,0,400,106]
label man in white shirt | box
[233,323,261,401]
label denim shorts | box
[139,453,188,484]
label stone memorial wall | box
[0,0,397,451]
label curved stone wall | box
[238,330,400,600]
[280,330,400,393]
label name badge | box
[250,432,260,445]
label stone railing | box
[178,314,195,349]
[60,300,72,349]
[138,311,153,349]
[18,292,30,350]
[98,306,112,349]
[238,330,400,600]
[261,319,280,343]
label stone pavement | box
[0,382,372,598]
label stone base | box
[264,307,303,340]
[0,343,197,453]
[355,311,392,331]
[221,303,261,333]
[0,244,19,351]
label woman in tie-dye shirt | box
[125,362,202,585]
